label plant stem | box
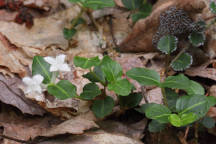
[194,122,199,144]
[86,10,99,31]
[51,71,58,83]
[169,44,190,68]
[161,88,168,106]
[69,7,85,30]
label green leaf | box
[201,116,215,129]
[171,53,193,71]
[135,103,158,114]
[207,96,216,107]
[83,66,105,84]
[166,88,179,112]
[91,96,115,118]
[131,12,149,23]
[176,95,209,119]
[126,68,160,86]
[168,114,181,127]
[122,0,143,10]
[74,56,100,69]
[189,32,205,47]
[101,56,123,82]
[83,0,115,10]
[63,28,77,40]
[185,81,205,95]
[210,1,216,14]
[80,83,101,100]
[119,93,142,109]
[169,113,197,127]
[148,120,166,133]
[161,74,191,90]
[145,104,171,123]
[47,80,77,100]
[108,79,133,96]
[157,35,178,54]
[71,17,86,27]
[32,56,52,84]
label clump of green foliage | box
[64,0,115,40]
[121,0,152,23]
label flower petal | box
[60,64,70,72]
[33,74,44,84]
[56,54,66,64]
[44,56,56,65]
[34,85,42,94]
[50,65,58,72]
[22,77,33,85]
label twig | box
[141,86,149,103]
[204,15,216,21]
[184,126,190,140]
[0,134,29,144]
[194,122,199,144]
[108,15,118,48]
[86,10,99,31]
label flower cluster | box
[22,54,70,95]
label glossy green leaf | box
[83,66,105,84]
[189,32,205,47]
[171,53,193,71]
[169,114,181,127]
[148,120,166,133]
[126,68,160,86]
[161,74,191,90]
[176,95,209,119]
[108,79,133,96]
[80,83,101,100]
[71,17,86,27]
[185,81,205,95]
[63,28,77,40]
[122,0,143,10]
[132,12,149,23]
[157,35,178,54]
[210,1,216,14]
[47,80,77,100]
[119,93,142,109]
[166,88,179,112]
[32,56,53,84]
[91,96,115,118]
[135,103,158,114]
[74,56,100,69]
[201,116,215,129]
[169,113,197,127]
[145,104,171,123]
[101,56,123,82]
[83,0,115,10]
[207,96,216,107]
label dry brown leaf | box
[0,110,58,144]
[119,0,206,52]
[0,74,45,115]
[98,119,147,140]
[41,117,98,137]
[209,85,216,98]
[38,130,144,144]
[185,60,216,81]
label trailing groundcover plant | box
[23,53,216,131]
[21,0,216,140]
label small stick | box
[0,134,29,144]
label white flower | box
[44,54,70,72]
[22,74,44,94]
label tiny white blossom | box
[22,74,44,94]
[44,54,70,72]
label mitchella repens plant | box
[22,0,216,135]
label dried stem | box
[0,134,29,144]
